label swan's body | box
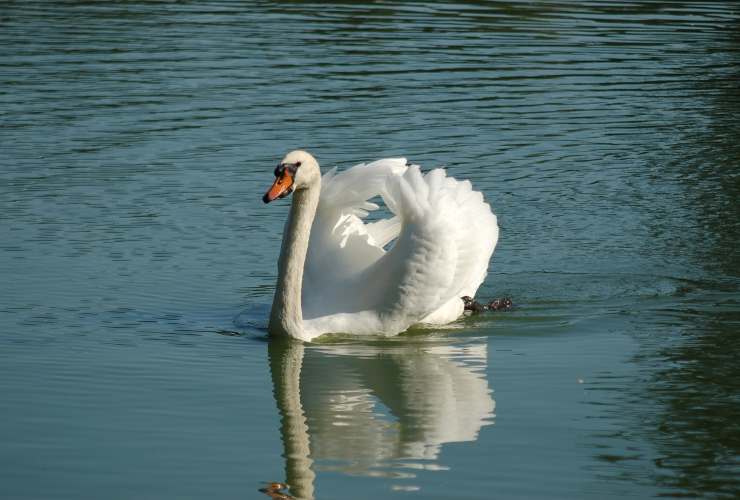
[264,151,498,342]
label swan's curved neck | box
[269,183,320,339]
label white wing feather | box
[302,160,498,339]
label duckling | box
[462,296,512,313]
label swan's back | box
[302,159,498,339]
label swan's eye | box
[274,162,299,177]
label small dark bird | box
[488,297,513,311]
[462,295,512,313]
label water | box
[1,1,739,498]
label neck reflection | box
[268,337,495,499]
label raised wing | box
[302,161,498,337]
[303,158,407,316]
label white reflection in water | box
[268,338,494,499]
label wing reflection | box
[268,338,495,499]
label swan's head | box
[263,150,321,203]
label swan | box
[262,150,498,342]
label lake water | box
[1,1,739,499]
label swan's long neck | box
[269,183,320,339]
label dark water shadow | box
[612,14,740,498]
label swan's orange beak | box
[263,171,294,203]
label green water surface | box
[1,2,739,499]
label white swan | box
[263,150,498,341]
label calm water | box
[2,1,739,499]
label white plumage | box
[264,151,498,342]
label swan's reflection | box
[268,337,495,499]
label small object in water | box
[462,295,512,313]
[462,295,486,313]
[488,297,513,311]
[259,482,293,499]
